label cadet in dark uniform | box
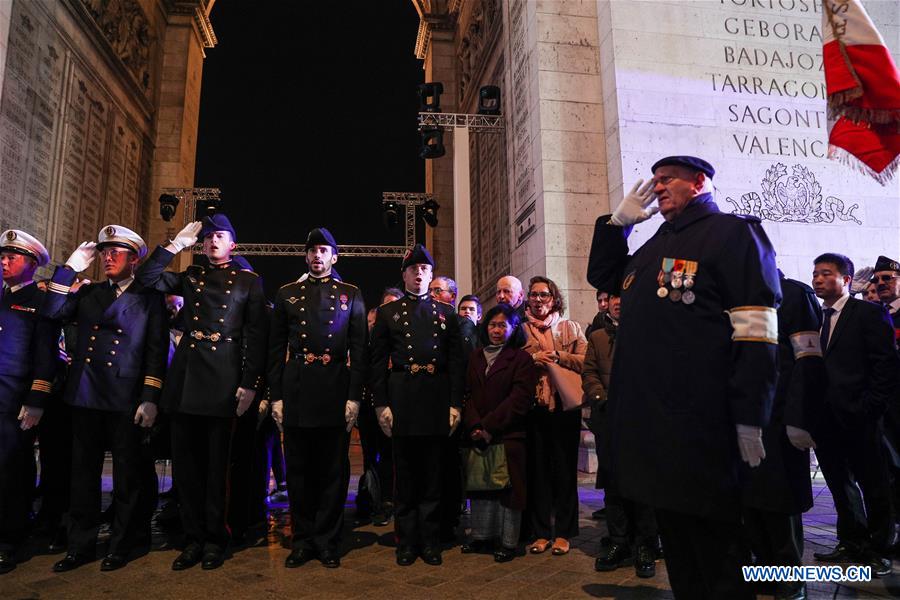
[587,157,781,599]
[268,228,367,568]
[370,244,464,566]
[0,230,58,573]
[136,215,267,570]
[742,272,825,600]
[43,226,168,572]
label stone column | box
[511,0,608,326]
[148,5,213,270]
[0,0,11,102]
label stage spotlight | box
[383,201,400,230]
[419,126,445,159]
[478,85,501,115]
[422,199,440,227]
[158,194,180,221]
[418,82,444,113]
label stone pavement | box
[1,445,898,599]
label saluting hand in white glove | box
[65,242,97,273]
[168,221,203,253]
[610,179,659,227]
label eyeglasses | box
[871,274,899,283]
[99,248,129,258]
[528,291,552,300]
[429,287,448,294]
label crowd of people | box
[2,154,900,600]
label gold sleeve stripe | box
[31,380,53,392]
[144,376,164,389]
[790,331,822,358]
[728,306,778,344]
[48,282,71,295]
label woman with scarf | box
[462,303,538,561]
[522,276,588,556]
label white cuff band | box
[789,331,822,359]
[728,306,777,344]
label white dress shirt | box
[822,291,850,348]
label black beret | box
[401,243,434,271]
[200,213,237,241]
[651,156,715,179]
[305,227,338,253]
[874,255,900,273]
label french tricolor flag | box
[822,0,900,184]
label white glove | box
[271,400,284,432]
[134,402,158,428]
[375,406,393,438]
[785,425,816,450]
[235,387,256,416]
[18,405,44,431]
[65,242,97,273]
[168,221,203,253]
[345,400,360,432]
[449,407,461,436]
[610,179,659,226]
[736,424,766,467]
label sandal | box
[528,538,551,554]
[551,538,570,555]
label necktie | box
[821,307,836,351]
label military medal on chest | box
[658,257,698,304]
[339,293,348,311]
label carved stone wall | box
[0,0,213,277]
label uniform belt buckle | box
[209,332,221,342]
[409,363,435,375]
[191,330,204,341]
[321,354,331,365]
[305,352,316,364]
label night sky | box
[193,2,425,307]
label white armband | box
[727,306,777,344]
[789,331,822,359]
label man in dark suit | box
[136,214,267,570]
[811,253,899,577]
[370,244,464,566]
[268,228,367,568]
[43,226,168,572]
[0,230,58,573]
[742,272,826,600]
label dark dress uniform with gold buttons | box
[587,157,781,599]
[268,230,367,558]
[136,221,267,555]
[0,230,59,568]
[369,247,464,555]
[42,228,168,562]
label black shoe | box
[0,550,16,574]
[594,542,633,572]
[493,546,516,563]
[634,545,656,578]
[53,553,91,572]
[461,539,492,554]
[201,550,224,570]
[863,553,892,578]
[171,544,202,571]
[591,508,607,520]
[100,554,127,571]
[372,511,392,527]
[285,547,316,568]
[813,543,857,563]
[320,551,340,568]
[396,547,416,566]
[48,528,67,553]
[421,546,442,566]
[775,581,807,600]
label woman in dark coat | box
[462,303,538,562]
